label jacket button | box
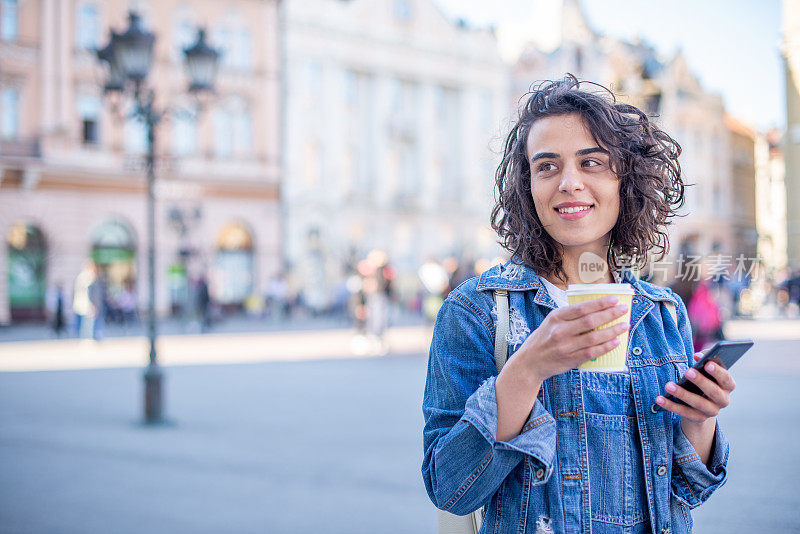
[657,465,667,476]
[650,403,659,413]
[632,347,642,355]
[535,468,545,479]
[632,298,638,303]
[662,527,670,534]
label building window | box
[434,86,461,199]
[172,109,197,156]
[398,142,418,199]
[1,0,18,42]
[83,120,98,144]
[393,0,412,23]
[303,141,322,187]
[77,95,101,145]
[343,70,358,109]
[1,87,20,139]
[211,25,231,68]
[233,109,252,156]
[124,117,147,154]
[213,98,252,159]
[172,10,196,63]
[342,146,355,193]
[213,107,233,158]
[231,28,253,70]
[75,4,100,50]
[305,60,321,101]
[211,12,252,72]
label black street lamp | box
[96,12,219,424]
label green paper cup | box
[566,283,634,372]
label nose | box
[558,163,585,193]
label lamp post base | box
[143,363,164,424]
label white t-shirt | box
[539,276,629,374]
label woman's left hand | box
[655,350,737,424]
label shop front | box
[6,220,47,322]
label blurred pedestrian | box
[687,278,723,351]
[780,268,800,316]
[72,261,97,340]
[266,271,289,320]
[117,281,138,327]
[89,272,106,341]
[418,259,449,324]
[197,274,211,331]
[47,283,66,337]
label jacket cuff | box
[461,376,557,484]
[671,417,729,508]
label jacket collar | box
[476,261,674,304]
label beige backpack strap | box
[493,290,509,373]
[438,290,508,534]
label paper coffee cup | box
[566,283,634,372]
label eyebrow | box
[530,147,609,162]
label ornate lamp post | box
[96,12,219,424]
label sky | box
[433,0,784,131]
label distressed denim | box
[422,262,728,534]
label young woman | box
[422,76,735,534]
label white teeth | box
[557,205,592,214]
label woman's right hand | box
[515,295,630,382]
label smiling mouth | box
[555,204,594,214]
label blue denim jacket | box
[422,262,728,534]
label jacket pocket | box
[585,413,649,527]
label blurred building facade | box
[282,0,507,311]
[782,0,800,269]
[755,129,788,274]
[726,115,759,267]
[512,0,759,280]
[0,0,281,323]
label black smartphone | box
[662,340,754,407]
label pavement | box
[0,319,798,533]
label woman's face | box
[526,113,621,252]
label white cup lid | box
[566,283,635,296]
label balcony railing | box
[0,137,41,159]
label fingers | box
[567,303,629,334]
[568,334,621,363]
[692,347,712,361]
[700,361,737,392]
[661,381,719,417]
[681,368,729,408]
[570,321,628,352]
[654,393,709,423]
[557,295,620,321]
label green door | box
[7,222,47,321]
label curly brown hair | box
[490,74,685,283]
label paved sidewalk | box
[0,324,434,372]
[1,317,800,533]
[0,310,424,343]
[1,337,799,533]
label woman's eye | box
[537,162,557,172]
[583,159,600,167]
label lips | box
[554,204,594,220]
